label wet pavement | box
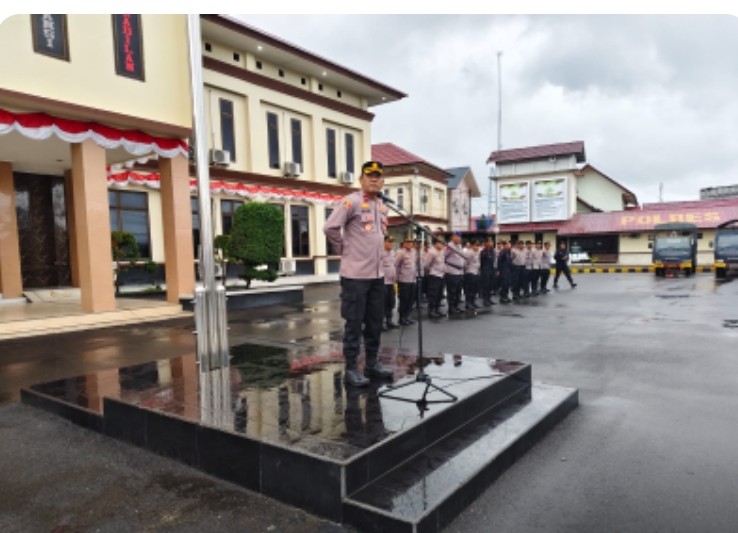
[3,276,738,531]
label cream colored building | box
[0,14,193,311]
[0,14,406,312]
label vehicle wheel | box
[684,268,692,277]
[716,267,726,279]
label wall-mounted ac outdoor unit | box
[284,161,302,177]
[279,258,296,276]
[340,171,354,184]
[209,149,231,166]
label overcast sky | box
[240,14,738,215]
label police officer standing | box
[497,240,512,303]
[324,161,394,387]
[424,238,446,318]
[479,239,495,306]
[510,240,526,300]
[381,235,398,330]
[463,240,481,310]
[395,236,417,326]
[444,232,466,314]
[540,241,553,293]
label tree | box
[111,231,140,295]
[227,202,285,289]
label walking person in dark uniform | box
[324,161,394,387]
[381,236,398,330]
[553,241,578,289]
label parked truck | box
[651,222,698,277]
[714,219,738,279]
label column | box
[159,154,195,304]
[70,140,116,312]
[0,162,23,298]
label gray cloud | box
[242,14,738,209]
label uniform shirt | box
[525,248,535,270]
[444,242,465,275]
[395,248,417,283]
[424,247,446,278]
[531,248,544,269]
[382,249,397,285]
[324,191,388,279]
[464,248,481,275]
[541,248,552,268]
[511,247,527,267]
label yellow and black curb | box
[567,266,714,274]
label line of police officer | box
[382,235,567,326]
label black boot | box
[364,359,393,380]
[345,367,369,387]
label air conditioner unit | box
[279,258,296,276]
[284,161,302,177]
[209,149,231,166]
[340,171,354,184]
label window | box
[291,118,303,166]
[191,197,200,259]
[221,200,243,235]
[318,84,323,91]
[534,232,543,243]
[345,132,354,173]
[220,98,236,162]
[511,233,519,243]
[204,42,212,52]
[326,128,337,178]
[397,187,405,210]
[233,52,240,62]
[109,190,150,258]
[420,186,430,214]
[325,208,336,255]
[301,77,306,86]
[291,205,310,257]
[256,60,262,69]
[337,90,342,98]
[278,69,284,77]
[267,112,280,169]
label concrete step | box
[343,383,578,533]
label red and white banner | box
[0,108,188,159]
[107,171,344,206]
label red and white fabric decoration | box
[0,108,188,159]
[107,171,344,206]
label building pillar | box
[70,140,116,312]
[159,154,195,303]
[0,162,23,298]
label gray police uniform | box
[324,191,388,373]
[382,247,397,326]
[395,247,417,325]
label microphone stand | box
[377,195,457,417]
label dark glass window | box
[205,42,212,52]
[345,132,354,173]
[267,112,280,169]
[534,232,543,243]
[325,208,336,255]
[109,190,150,258]
[219,98,236,162]
[221,200,243,235]
[233,52,240,61]
[191,197,200,259]
[256,60,262,69]
[291,118,303,166]
[326,128,336,178]
[291,205,310,257]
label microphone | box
[376,191,396,205]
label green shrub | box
[227,202,284,288]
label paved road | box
[2,275,738,532]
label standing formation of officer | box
[381,235,398,330]
[443,232,466,315]
[395,237,417,326]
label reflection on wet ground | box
[29,342,523,461]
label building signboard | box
[532,176,567,221]
[112,14,145,81]
[497,181,530,224]
[31,15,69,61]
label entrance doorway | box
[14,173,71,288]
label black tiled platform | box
[22,341,577,528]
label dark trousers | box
[445,273,463,311]
[398,282,414,321]
[383,283,396,323]
[554,264,574,286]
[540,268,550,290]
[340,277,384,368]
[511,265,525,297]
[498,270,510,299]
[528,269,539,293]
[463,273,479,308]
[480,268,494,301]
[427,275,444,313]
